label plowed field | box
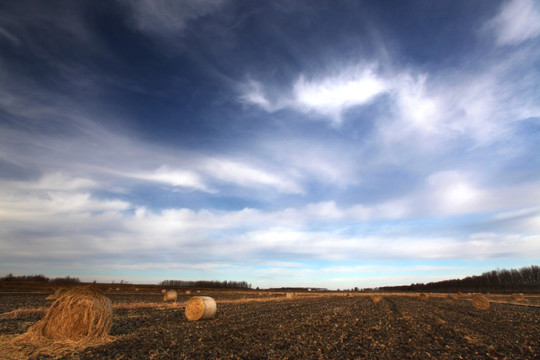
[1,292,539,359]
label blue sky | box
[0,0,539,289]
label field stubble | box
[0,292,539,359]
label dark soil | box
[1,293,539,359]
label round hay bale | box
[185,296,217,321]
[419,293,429,300]
[285,292,294,298]
[511,293,525,302]
[450,293,459,300]
[46,287,69,300]
[185,290,191,295]
[27,285,112,341]
[371,295,383,303]
[161,289,166,293]
[163,290,177,302]
[472,295,490,310]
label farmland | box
[1,290,539,359]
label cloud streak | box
[123,0,226,36]
[487,0,540,46]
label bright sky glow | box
[0,0,539,289]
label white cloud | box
[32,172,97,191]
[202,158,304,194]
[392,74,440,134]
[426,171,483,215]
[493,206,540,221]
[238,227,540,261]
[1,171,539,281]
[132,165,213,193]
[240,65,388,125]
[292,66,387,123]
[368,170,540,220]
[239,80,274,112]
[487,0,540,46]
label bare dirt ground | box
[1,292,539,359]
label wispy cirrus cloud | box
[486,0,540,46]
[130,166,213,193]
[123,0,226,36]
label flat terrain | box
[1,292,539,359]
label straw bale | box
[163,290,177,302]
[45,288,69,300]
[185,290,191,295]
[472,295,490,310]
[371,295,383,303]
[24,285,113,341]
[511,293,525,302]
[450,293,459,300]
[419,293,429,300]
[185,296,217,321]
[285,292,294,298]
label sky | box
[0,0,539,289]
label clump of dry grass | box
[450,293,459,300]
[1,307,48,320]
[371,295,383,303]
[511,293,525,302]
[472,295,490,310]
[114,302,182,310]
[163,290,177,302]
[185,296,217,321]
[23,285,113,341]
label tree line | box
[0,273,81,283]
[377,265,540,293]
[159,279,252,289]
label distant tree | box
[51,276,80,283]
[1,274,49,282]
[159,279,252,289]
[378,265,540,293]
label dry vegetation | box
[1,289,539,359]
